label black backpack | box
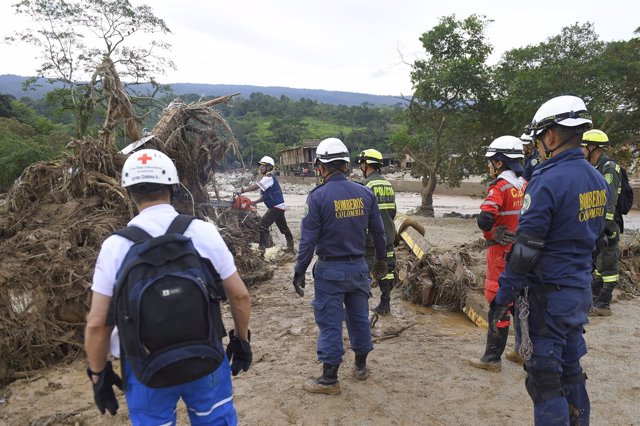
[614,164,634,233]
[111,214,226,388]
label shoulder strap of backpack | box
[166,214,196,235]
[113,225,152,243]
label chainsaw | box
[209,193,254,211]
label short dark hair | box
[553,123,591,144]
[322,160,349,174]
[128,184,171,205]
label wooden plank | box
[400,227,430,261]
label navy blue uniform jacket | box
[496,148,609,305]
[296,173,386,274]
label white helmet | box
[258,156,275,166]
[315,137,350,163]
[528,95,592,136]
[121,149,179,188]
[519,132,533,145]
[485,136,524,159]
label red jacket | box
[481,175,526,301]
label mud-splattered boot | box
[469,326,509,372]
[354,354,369,381]
[303,364,341,395]
[505,350,524,365]
[589,282,614,317]
[285,233,296,254]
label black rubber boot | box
[258,227,269,252]
[354,354,369,381]
[303,364,341,395]
[285,233,296,253]
[590,282,614,317]
[469,325,509,372]
[591,276,603,303]
[374,281,392,315]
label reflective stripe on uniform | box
[387,251,394,258]
[383,273,395,280]
[481,200,500,208]
[602,275,619,283]
[378,202,396,210]
[189,395,234,417]
[606,213,615,220]
[366,180,392,187]
[499,210,521,216]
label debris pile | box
[396,246,477,311]
[0,58,269,384]
[618,232,640,296]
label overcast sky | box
[0,0,637,96]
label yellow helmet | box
[356,149,383,165]
[581,129,609,146]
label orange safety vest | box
[480,177,526,303]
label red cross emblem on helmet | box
[137,153,152,164]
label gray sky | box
[0,0,637,96]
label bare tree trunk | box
[415,117,445,217]
[417,168,437,217]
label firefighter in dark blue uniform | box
[492,96,609,426]
[292,137,387,395]
[521,132,541,181]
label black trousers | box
[259,207,293,248]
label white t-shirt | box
[257,175,286,210]
[91,203,237,356]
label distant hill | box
[0,74,406,107]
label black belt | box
[318,255,363,262]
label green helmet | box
[356,149,383,165]
[581,129,609,146]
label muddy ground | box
[1,188,640,425]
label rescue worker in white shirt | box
[356,148,397,315]
[240,155,295,255]
[84,149,251,425]
[581,129,621,317]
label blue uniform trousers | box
[312,258,373,365]
[124,356,237,425]
[525,285,591,426]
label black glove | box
[488,302,510,339]
[293,270,306,297]
[494,226,516,246]
[226,329,252,376]
[371,259,387,280]
[87,361,122,415]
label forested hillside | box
[0,75,403,107]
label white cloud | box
[0,0,637,96]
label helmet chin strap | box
[585,145,598,163]
[361,163,371,178]
[539,130,573,159]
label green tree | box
[0,94,17,118]
[398,14,494,216]
[493,23,640,160]
[7,0,174,137]
[0,117,68,189]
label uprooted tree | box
[6,0,175,137]
[0,54,270,385]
